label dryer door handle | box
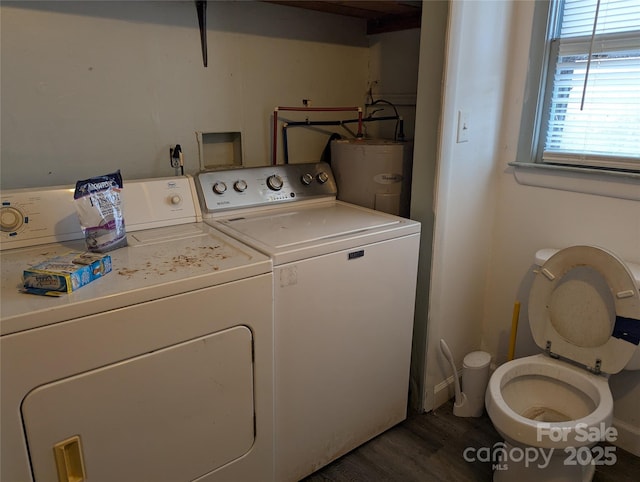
[54,435,86,482]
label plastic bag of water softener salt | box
[74,170,127,253]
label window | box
[535,0,640,172]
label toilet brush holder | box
[461,351,491,417]
[439,340,491,418]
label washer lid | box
[212,200,420,265]
[529,245,640,374]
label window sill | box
[509,162,640,201]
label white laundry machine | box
[1,176,274,482]
[196,162,421,482]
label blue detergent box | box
[23,251,112,296]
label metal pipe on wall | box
[281,116,402,164]
[272,106,363,165]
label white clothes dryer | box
[1,176,274,482]
[196,162,421,482]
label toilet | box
[485,245,640,482]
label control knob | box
[169,195,182,205]
[316,171,329,184]
[234,180,248,192]
[301,173,314,185]
[212,182,227,195]
[0,206,24,233]
[267,174,284,191]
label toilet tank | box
[534,248,640,370]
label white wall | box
[1,1,370,188]
[408,0,448,410]
[422,0,640,454]
[366,28,421,141]
[421,0,512,409]
[485,0,640,454]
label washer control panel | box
[196,162,337,213]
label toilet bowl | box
[485,245,640,481]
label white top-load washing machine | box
[196,162,421,482]
[1,176,274,482]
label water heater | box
[330,139,412,217]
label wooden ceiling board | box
[264,1,422,34]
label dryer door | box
[22,327,255,482]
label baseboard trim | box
[433,374,457,410]
[613,417,640,457]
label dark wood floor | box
[303,400,640,481]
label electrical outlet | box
[457,110,470,143]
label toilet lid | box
[529,245,640,374]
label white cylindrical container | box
[462,351,491,417]
[330,139,412,217]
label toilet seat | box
[529,245,640,374]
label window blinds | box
[543,0,640,170]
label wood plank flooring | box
[303,400,640,481]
